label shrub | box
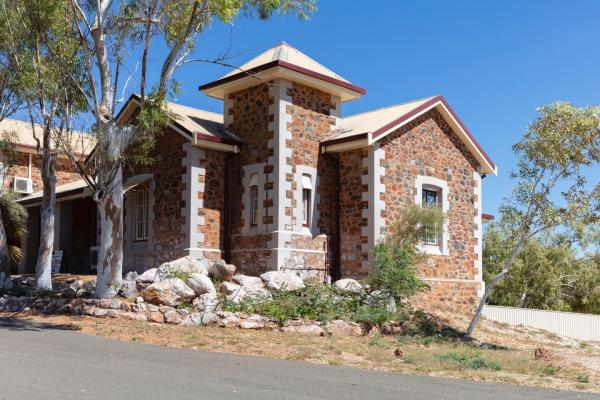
[368,206,444,304]
[369,241,429,304]
[354,304,396,327]
[438,350,502,371]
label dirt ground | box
[2,307,599,394]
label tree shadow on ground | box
[0,316,80,332]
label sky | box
[123,0,600,216]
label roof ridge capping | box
[199,42,366,103]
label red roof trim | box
[196,132,238,145]
[198,60,366,96]
[371,95,496,171]
[482,213,495,220]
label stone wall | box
[379,108,482,312]
[7,152,82,191]
[226,84,276,273]
[339,148,369,278]
[198,149,226,259]
[124,129,188,272]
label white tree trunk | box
[0,208,12,289]
[93,166,124,299]
[35,154,56,290]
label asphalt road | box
[0,317,597,400]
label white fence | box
[482,305,600,342]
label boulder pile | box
[1,255,372,337]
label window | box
[301,174,312,227]
[249,173,259,226]
[421,187,441,245]
[134,187,149,241]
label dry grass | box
[2,310,598,394]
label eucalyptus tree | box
[63,0,316,298]
[0,9,22,288]
[0,0,87,289]
[465,102,600,339]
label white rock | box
[282,324,323,335]
[194,292,219,313]
[124,271,139,281]
[221,281,242,295]
[201,312,219,325]
[136,268,158,284]
[186,273,216,296]
[334,279,364,294]
[181,313,203,327]
[219,315,241,328]
[156,256,209,281]
[233,275,264,290]
[260,271,304,292]
[120,280,138,298]
[227,287,272,304]
[209,260,236,282]
[164,310,182,324]
[240,314,267,329]
[141,278,195,307]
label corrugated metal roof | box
[165,101,228,140]
[17,178,89,204]
[0,118,94,155]
[219,42,350,83]
[329,96,437,141]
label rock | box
[240,314,267,329]
[367,290,397,313]
[131,303,147,313]
[181,313,203,327]
[124,271,139,281]
[209,260,236,282]
[107,309,123,318]
[94,308,108,317]
[334,278,364,294]
[260,271,304,292]
[221,281,242,295]
[186,273,216,296]
[120,302,132,312]
[282,323,323,335]
[233,275,264,290]
[219,315,241,328]
[201,312,219,325]
[178,309,190,318]
[164,310,182,324]
[141,278,195,307]
[193,292,219,313]
[136,268,158,284]
[123,312,147,321]
[324,320,363,336]
[83,305,96,316]
[159,306,176,314]
[227,286,271,304]
[119,280,138,298]
[135,296,144,304]
[147,304,159,312]
[148,311,165,323]
[156,256,209,281]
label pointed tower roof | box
[199,42,365,102]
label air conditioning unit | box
[13,177,33,194]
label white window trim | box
[294,165,318,235]
[242,163,267,233]
[415,175,449,256]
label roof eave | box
[199,61,366,103]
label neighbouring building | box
[14,42,497,311]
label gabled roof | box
[115,95,239,152]
[323,95,497,175]
[0,118,94,156]
[199,42,365,102]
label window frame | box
[415,176,449,256]
[421,187,441,246]
[249,174,259,226]
[134,187,149,241]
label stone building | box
[15,43,497,310]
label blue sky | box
[136,0,600,216]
